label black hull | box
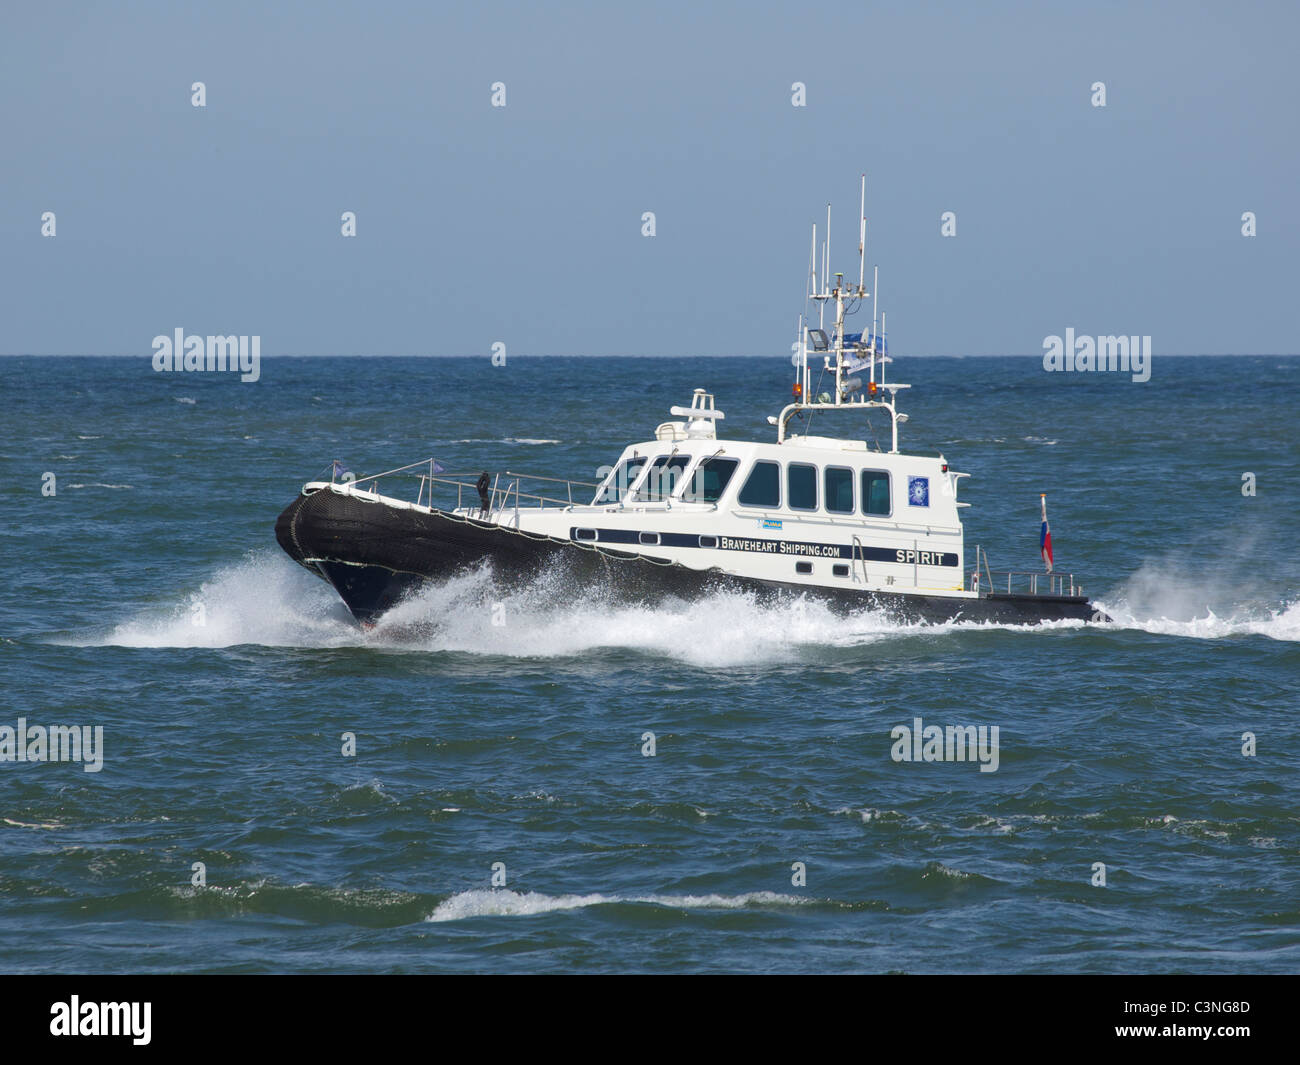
[275,488,1106,627]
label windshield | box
[680,456,739,503]
[592,456,648,504]
[636,454,691,501]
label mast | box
[781,180,910,452]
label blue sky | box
[2,0,1296,356]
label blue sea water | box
[2,354,1298,974]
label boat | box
[275,180,1109,628]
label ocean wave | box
[2,817,65,830]
[62,551,902,661]
[441,438,561,445]
[1094,557,1300,642]
[60,552,356,649]
[1098,601,1300,642]
[426,888,809,922]
[60,549,1300,655]
[370,568,903,666]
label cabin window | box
[795,561,813,575]
[825,466,854,514]
[699,535,718,548]
[593,456,647,504]
[681,456,739,503]
[787,463,818,511]
[637,454,691,501]
[832,564,849,577]
[574,528,597,541]
[737,460,781,508]
[861,470,891,516]
[639,531,660,545]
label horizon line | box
[3,351,1298,359]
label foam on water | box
[62,551,905,662]
[426,888,807,922]
[1098,600,1300,641]
[66,552,358,649]
[66,548,1300,655]
[441,437,561,445]
[1094,557,1300,642]
[68,552,1053,662]
[371,567,905,666]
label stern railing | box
[970,545,1078,598]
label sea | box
[2,354,1297,974]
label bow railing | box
[319,458,601,518]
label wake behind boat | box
[276,181,1109,628]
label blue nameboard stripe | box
[569,528,958,567]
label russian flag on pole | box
[1040,494,1053,573]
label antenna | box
[810,223,817,298]
[795,313,803,389]
[819,235,827,329]
[880,312,887,388]
[871,265,879,354]
[797,313,808,400]
[858,174,866,292]
[825,203,832,292]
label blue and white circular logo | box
[908,476,930,507]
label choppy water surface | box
[2,355,1297,973]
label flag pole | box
[1040,493,1053,574]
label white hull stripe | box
[568,527,959,567]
